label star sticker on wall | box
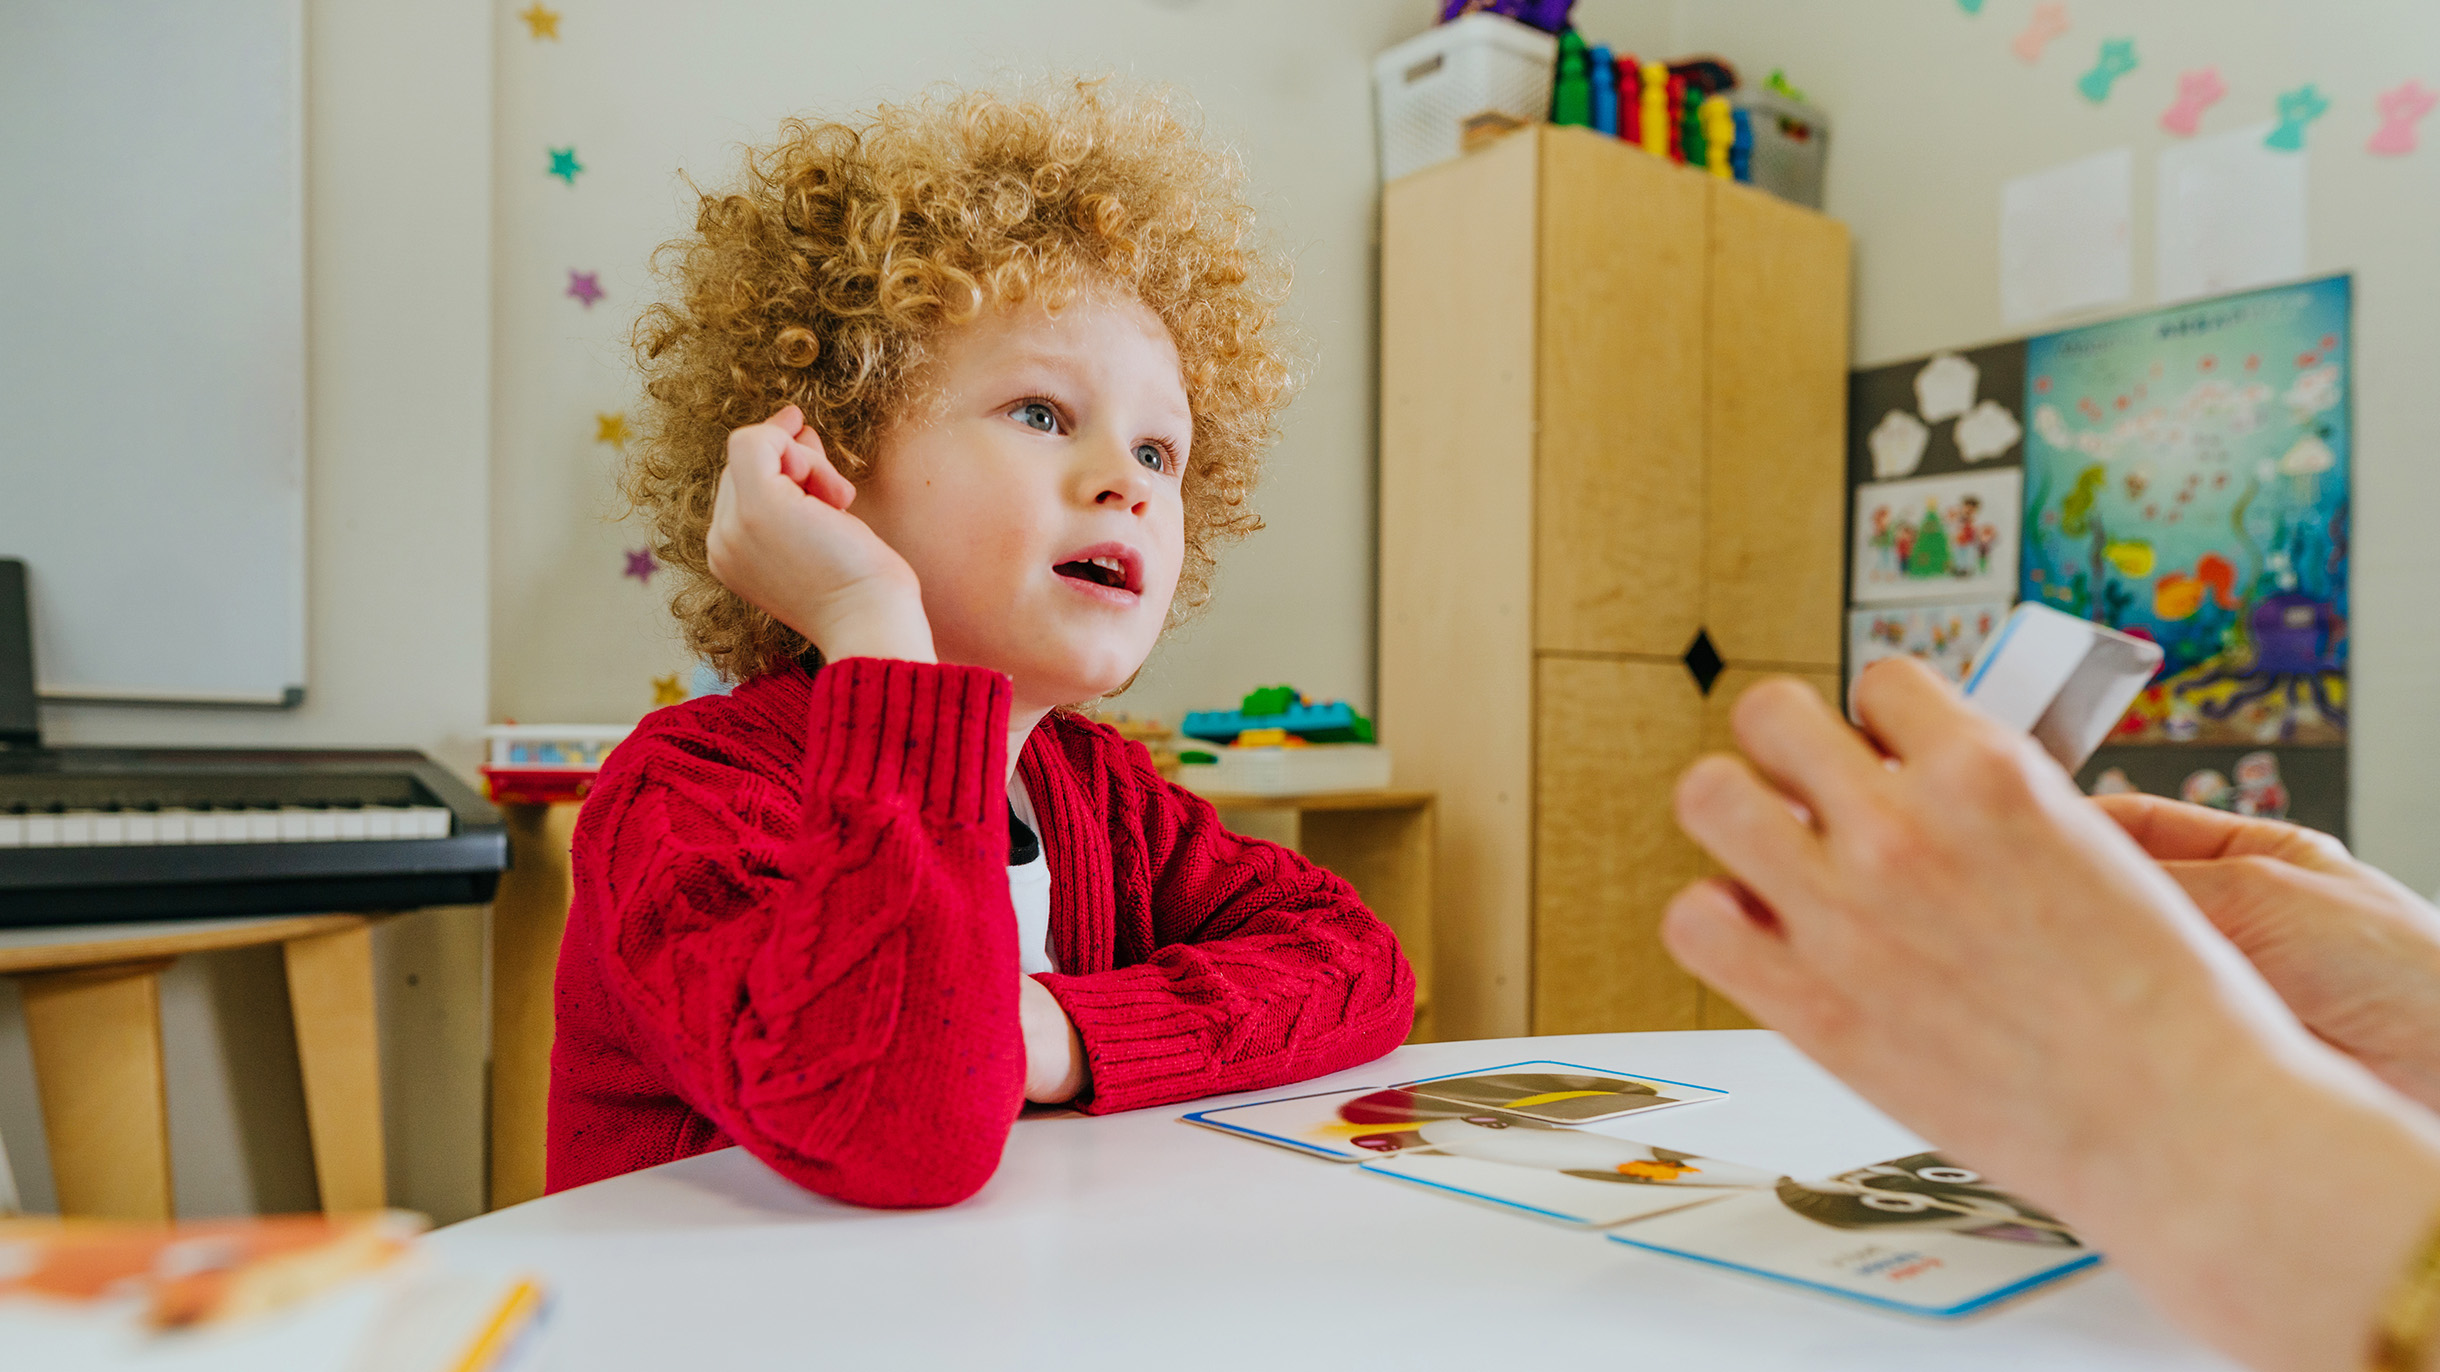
[548,146,584,184]
[651,673,688,708]
[623,547,658,583]
[596,412,629,447]
[566,270,603,307]
[519,3,560,39]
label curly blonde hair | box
[624,78,1297,683]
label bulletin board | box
[0,0,307,706]
[1843,275,2351,840]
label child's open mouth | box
[1051,543,1143,599]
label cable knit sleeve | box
[572,659,1024,1208]
[1037,736,1416,1114]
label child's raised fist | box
[704,406,936,665]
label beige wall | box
[0,0,495,1221]
[1660,0,2440,890]
[489,0,1463,727]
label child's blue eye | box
[1013,401,1058,433]
[1134,442,1169,472]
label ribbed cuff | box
[801,658,1011,830]
[1039,968,1217,1115]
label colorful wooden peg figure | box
[2012,2,2068,63]
[2265,84,2331,151]
[1640,60,1670,156]
[2076,38,2136,103]
[2369,79,2437,155]
[1589,44,1619,135]
[2159,67,2226,137]
[1551,28,1591,128]
[1701,95,1734,178]
[1617,54,1643,144]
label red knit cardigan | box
[547,657,1416,1208]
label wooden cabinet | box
[1378,125,1850,1039]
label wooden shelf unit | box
[1378,124,1850,1039]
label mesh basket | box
[1373,14,1558,183]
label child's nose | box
[1079,439,1155,515]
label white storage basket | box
[1373,14,1557,183]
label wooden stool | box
[487,801,580,1212]
[0,915,387,1221]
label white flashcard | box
[1960,603,2163,770]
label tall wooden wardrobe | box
[1378,124,1850,1040]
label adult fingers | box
[1726,676,1888,819]
[2094,793,2352,872]
[1849,655,1993,764]
[1674,754,1830,919]
[1661,879,1833,1038]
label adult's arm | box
[2098,792,2440,1115]
[582,659,1024,1209]
[1664,658,2440,1372]
[1039,743,1416,1114]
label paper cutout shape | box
[2157,122,2306,304]
[595,412,629,447]
[2012,2,2068,63]
[2000,148,2133,326]
[651,674,687,708]
[1954,399,2024,463]
[1913,353,1980,422]
[548,147,584,185]
[2076,38,2137,104]
[2369,79,2436,155]
[1869,410,1930,479]
[2160,67,2226,137]
[1852,468,2023,606]
[2265,85,2330,151]
[566,270,604,307]
[519,3,560,39]
[1957,0,1985,12]
[623,548,657,583]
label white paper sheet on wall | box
[1999,147,2133,326]
[2156,121,2307,305]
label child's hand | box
[1019,977,1087,1104]
[705,405,935,663]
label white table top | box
[433,1031,2237,1370]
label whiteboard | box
[0,0,306,706]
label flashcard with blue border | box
[1394,1061,1728,1125]
[1605,1153,2102,1320]
[1358,1127,1775,1227]
[1182,1063,1728,1162]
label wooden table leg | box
[1300,805,1437,1043]
[284,923,386,1213]
[489,801,579,1211]
[18,959,175,1220]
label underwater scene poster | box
[2020,275,2350,744]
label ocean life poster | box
[2020,275,2349,744]
[1850,469,2023,606]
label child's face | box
[852,290,1192,711]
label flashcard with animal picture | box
[1851,469,2024,606]
[1182,1086,1550,1162]
[1358,1124,1777,1228]
[1606,1153,2101,1319]
[1395,1063,1728,1125]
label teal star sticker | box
[548,146,583,185]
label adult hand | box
[2098,793,2440,1116]
[704,405,935,664]
[1019,977,1087,1104]
[1664,658,2440,1372]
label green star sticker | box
[548,146,583,185]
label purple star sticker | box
[623,547,657,583]
[567,270,604,307]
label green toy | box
[1551,29,1592,128]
